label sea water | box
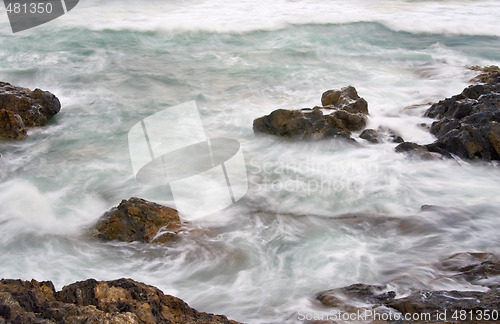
[1,0,500,323]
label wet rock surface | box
[397,66,500,162]
[316,251,500,323]
[0,81,61,139]
[0,278,240,324]
[253,86,368,140]
[359,129,381,143]
[0,108,26,139]
[93,197,184,243]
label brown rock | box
[488,121,500,157]
[317,284,395,308]
[94,197,183,243]
[0,109,26,139]
[321,86,368,115]
[419,74,500,161]
[0,278,240,324]
[0,82,60,127]
[438,252,500,286]
[470,65,500,84]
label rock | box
[470,65,500,84]
[316,252,500,323]
[0,278,240,324]
[488,121,500,157]
[0,109,26,139]
[387,289,500,321]
[391,135,404,143]
[437,252,500,287]
[359,129,380,143]
[321,86,369,115]
[420,68,500,161]
[317,284,395,308]
[394,141,440,160]
[0,81,61,139]
[253,87,368,139]
[93,197,183,243]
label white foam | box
[56,0,500,36]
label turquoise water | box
[1,1,500,322]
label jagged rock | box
[321,86,369,115]
[387,289,500,321]
[253,87,368,139]
[394,66,500,161]
[420,68,500,161]
[0,109,26,139]
[437,252,500,287]
[488,121,500,157]
[359,129,380,143]
[0,278,240,324]
[317,284,395,308]
[0,82,61,139]
[93,197,183,243]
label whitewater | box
[1,0,500,322]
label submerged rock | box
[424,81,500,161]
[0,81,61,139]
[0,108,26,139]
[394,141,441,160]
[316,252,500,323]
[0,278,240,324]
[317,283,395,308]
[93,197,183,243]
[253,86,368,140]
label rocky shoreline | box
[397,65,500,162]
[0,278,240,324]
[2,67,500,323]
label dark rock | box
[316,251,500,323]
[253,108,365,139]
[470,65,500,84]
[387,289,500,321]
[93,197,183,243]
[321,85,369,115]
[360,129,380,143]
[317,284,395,308]
[0,82,61,139]
[395,141,439,160]
[420,71,500,161]
[253,87,368,140]
[488,121,500,157]
[391,135,404,143]
[0,278,240,324]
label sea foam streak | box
[54,0,500,36]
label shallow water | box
[1,0,500,323]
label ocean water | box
[1,0,500,323]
